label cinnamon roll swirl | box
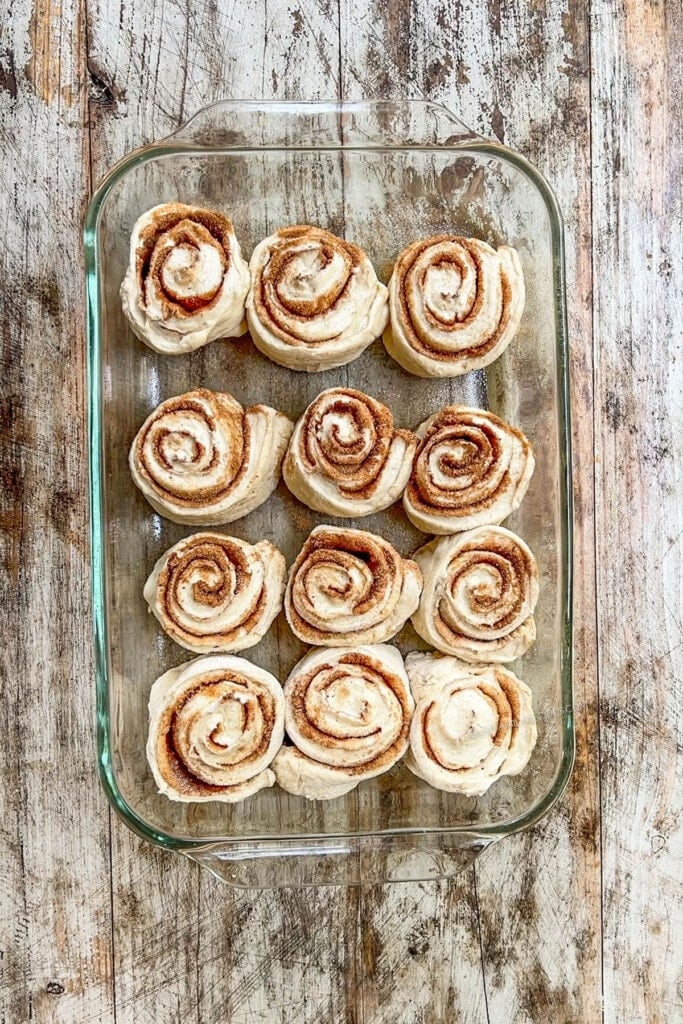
[272,645,414,800]
[246,225,389,371]
[412,527,539,662]
[129,389,293,525]
[147,654,285,803]
[121,203,250,354]
[384,235,525,377]
[283,388,417,517]
[405,652,537,796]
[144,533,286,653]
[285,526,422,646]
[404,405,534,534]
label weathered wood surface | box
[590,2,683,1020]
[0,2,115,1024]
[0,1,680,1023]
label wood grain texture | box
[85,3,363,1023]
[1,0,680,1021]
[590,1,683,1022]
[341,2,602,1020]
[0,1,115,1023]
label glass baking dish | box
[85,100,573,887]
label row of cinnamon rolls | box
[145,524,539,664]
[129,387,535,532]
[122,203,525,376]
[148,646,536,803]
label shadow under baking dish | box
[85,100,573,886]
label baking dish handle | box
[183,832,495,888]
[167,99,482,149]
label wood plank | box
[108,835,200,1024]
[590,2,683,1021]
[350,879,489,1024]
[338,5,493,1021]
[0,1,115,1022]
[453,0,603,1018]
[195,881,360,1023]
[341,0,602,1020]
[84,3,364,1022]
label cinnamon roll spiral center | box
[442,542,532,638]
[297,549,379,616]
[301,390,392,494]
[138,209,234,318]
[258,228,363,344]
[421,424,500,499]
[422,680,514,771]
[161,539,256,624]
[137,392,246,506]
[165,672,275,788]
[291,536,395,628]
[403,240,486,347]
[272,244,350,316]
[288,654,411,768]
[421,255,473,325]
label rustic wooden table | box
[2,1,681,1021]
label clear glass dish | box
[85,100,573,887]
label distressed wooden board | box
[195,879,362,1023]
[0,1,115,1023]
[85,2,368,1022]
[340,1,602,1021]
[1,0,682,1022]
[590,1,683,1021]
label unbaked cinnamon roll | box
[404,405,534,533]
[246,225,389,371]
[412,527,539,662]
[144,533,286,653]
[283,387,417,517]
[147,654,285,802]
[384,236,525,377]
[121,203,250,354]
[272,644,414,800]
[405,651,536,796]
[285,525,422,646]
[129,389,293,525]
